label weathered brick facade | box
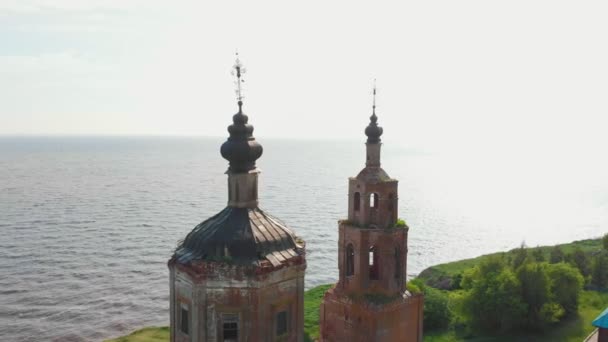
[320,107,424,342]
[169,255,306,342]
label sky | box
[1,0,607,156]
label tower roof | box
[593,307,608,328]
[174,207,302,266]
[364,81,383,143]
[220,54,263,173]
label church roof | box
[593,307,608,328]
[173,207,303,267]
[355,167,395,183]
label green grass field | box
[105,326,169,342]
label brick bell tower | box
[168,55,306,342]
[319,84,423,342]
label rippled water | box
[1,137,606,341]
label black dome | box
[365,112,383,143]
[220,104,263,173]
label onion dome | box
[173,207,304,266]
[219,54,263,173]
[365,112,383,143]
[220,102,263,173]
[365,80,383,143]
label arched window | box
[346,244,355,276]
[369,246,379,280]
[394,247,401,279]
[388,193,394,211]
[354,192,361,212]
[369,193,379,209]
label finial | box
[221,52,263,173]
[365,79,383,143]
[231,51,246,112]
[372,78,377,117]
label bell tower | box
[319,84,423,342]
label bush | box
[603,233,608,251]
[516,262,557,330]
[461,257,526,332]
[423,287,452,331]
[547,262,584,316]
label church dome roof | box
[173,207,303,267]
[365,112,383,143]
[220,105,263,173]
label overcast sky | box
[1,0,607,155]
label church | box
[167,57,423,341]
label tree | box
[603,233,608,251]
[512,242,528,269]
[423,287,452,331]
[461,257,526,332]
[566,247,591,279]
[546,263,584,316]
[532,248,545,262]
[517,262,561,330]
[549,247,565,264]
[592,252,608,289]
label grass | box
[304,284,332,341]
[105,326,169,342]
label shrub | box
[423,287,452,331]
[461,257,526,332]
[547,262,583,316]
[517,262,556,330]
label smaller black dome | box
[365,112,383,143]
[220,103,263,173]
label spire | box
[365,79,383,143]
[232,51,246,112]
[220,53,263,173]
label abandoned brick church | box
[167,57,423,342]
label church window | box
[276,310,288,336]
[179,303,189,335]
[346,244,355,276]
[222,313,239,341]
[354,192,361,211]
[388,193,394,211]
[369,193,379,209]
[369,246,379,280]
